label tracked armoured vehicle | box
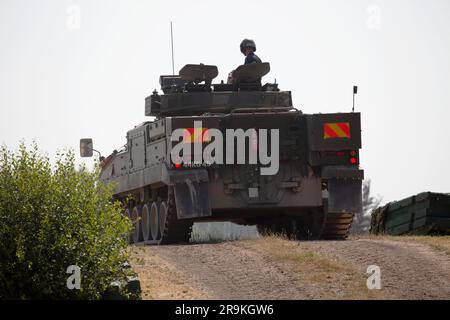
[80,63,364,244]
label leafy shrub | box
[0,143,132,299]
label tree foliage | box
[0,143,131,299]
[352,179,382,234]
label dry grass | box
[353,234,450,256]
[407,236,450,255]
[241,235,384,299]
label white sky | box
[1,0,449,203]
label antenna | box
[170,21,175,75]
[352,85,358,112]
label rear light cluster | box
[172,161,210,169]
[319,150,359,165]
[349,150,358,164]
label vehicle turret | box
[145,63,292,117]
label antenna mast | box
[170,21,175,75]
[352,85,358,112]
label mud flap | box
[174,180,211,219]
[163,168,212,219]
[328,178,362,213]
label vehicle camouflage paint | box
[81,63,364,244]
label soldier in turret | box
[227,39,263,84]
[240,39,262,65]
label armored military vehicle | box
[80,63,364,244]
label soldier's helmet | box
[240,39,256,54]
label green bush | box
[0,143,132,299]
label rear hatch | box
[168,110,307,169]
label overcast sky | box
[1,0,449,203]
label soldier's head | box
[240,39,256,56]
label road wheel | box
[125,208,133,243]
[159,201,167,240]
[141,203,151,241]
[149,202,160,241]
[131,206,143,243]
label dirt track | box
[130,236,450,300]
